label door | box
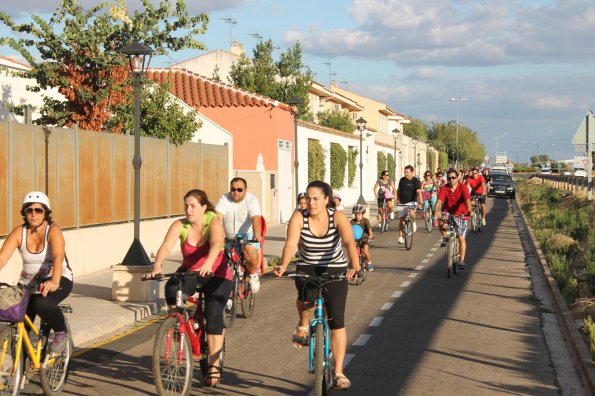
[278,140,293,223]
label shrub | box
[347,146,358,187]
[387,153,395,180]
[377,152,387,178]
[308,139,325,182]
[330,143,347,188]
[317,109,356,133]
[583,315,595,361]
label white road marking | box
[421,259,429,264]
[369,317,383,327]
[408,273,418,278]
[415,265,424,270]
[392,290,403,298]
[430,247,438,252]
[400,281,412,288]
[353,334,372,346]
[381,302,394,310]
[426,253,434,258]
[343,353,355,369]
[434,243,441,247]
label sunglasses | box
[382,174,388,177]
[25,207,45,215]
[230,187,244,193]
[448,176,458,180]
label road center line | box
[400,281,411,288]
[430,247,438,252]
[369,317,383,327]
[421,259,429,264]
[408,273,418,278]
[426,253,434,257]
[343,353,355,369]
[392,290,403,298]
[381,302,394,310]
[352,334,372,346]
[415,265,424,270]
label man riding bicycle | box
[373,170,396,230]
[466,167,487,225]
[435,168,472,270]
[396,165,423,244]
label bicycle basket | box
[384,190,394,199]
[0,284,30,322]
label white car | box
[573,167,587,177]
[539,168,552,175]
[563,170,572,176]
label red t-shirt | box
[466,175,486,195]
[437,182,470,215]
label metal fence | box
[0,122,229,236]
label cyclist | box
[350,204,374,271]
[436,170,446,188]
[274,180,359,390]
[215,178,263,293]
[297,192,307,211]
[373,170,396,230]
[148,189,232,387]
[333,192,344,211]
[466,167,487,225]
[0,191,74,354]
[435,169,472,270]
[482,167,492,195]
[396,165,423,244]
[421,170,440,227]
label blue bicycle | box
[289,273,345,396]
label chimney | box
[331,80,337,89]
[231,41,245,56]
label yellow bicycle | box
[0,283,73,396]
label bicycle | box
[423,199,434,232]
[470,195,482,233]
[396,203,416,251]
[223,237,257,328]
[288,273,345,396]
[142,272,220,396]
[351,237,369,286]
[440,213,468,278]
[0,282,73,396]
[378,199,391,233]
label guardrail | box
[534,174,593,192]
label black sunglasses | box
[230,187,244,193]
[25,207,45,215]
[448,176,457,180]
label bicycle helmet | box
[22,191,51,209]
[352,204,366,214]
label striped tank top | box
[297,208,347,268]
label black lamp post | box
[392,128,400,179]
[356,117,367,205]
[119,42,154,267]
[412,136,419,177]
[287,96,303,197]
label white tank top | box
[18,224,73,285]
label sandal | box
[205,364,222,387]
[291,325,309,348]
[333,373,351,390]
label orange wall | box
[200,106,294,171]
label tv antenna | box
[219,17,237,49]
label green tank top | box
[179,211,217,243]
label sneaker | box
[481,218,486,226]
[50,332,67,354]
[249,273,261,294]
[376,224,382,230]
[457,261,467,270]
[398,236,405,244]
[367,262,374,272]
[440,238,448,247]
[226,298,233,311]
[433,219,438,227]
[412,222,417,233]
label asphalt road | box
[22,196,578,395]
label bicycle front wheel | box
[153,317,193,396]
[224,274,239,328]
[39,326,73,396]
[446,239,454,278]
[425,207,433,232]
[404,220,413,251]
[0,327,22,396]
[313,322,325,396]
[240,276,256,318]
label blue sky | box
[2,0,595,162]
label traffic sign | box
[571,111,595,145]
[583,159,589,166]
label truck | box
[494,152,507,166]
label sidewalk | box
[65,200,380,347]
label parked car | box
[539,168,552,175]
[489,174,516,199]
[573,167,587,177]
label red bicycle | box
[142,272,218,396]
[223,238,256,328]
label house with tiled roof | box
[148,67,296,223]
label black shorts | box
[294,265,348,330]
[471,193,486,204]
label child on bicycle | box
[350,204,374,271]
[296,192,307,212]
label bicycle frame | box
[309,292,330,374]
[167,288,206,363]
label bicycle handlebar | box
[141,271,214,281]
[287,273,346,286]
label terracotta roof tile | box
[147,68,283,109]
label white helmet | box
[22,191,51,210]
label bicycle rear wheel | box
[424,207,433,232]
[153,317,193,396]
[313,322,325,396]
[39,323,73,396]
[404,220,413,251]
[240,276,256,318]
[224,273,239,328]
[0,326,22,396]
[446,239,454,278]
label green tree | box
[387,153,395,180]
[428,121,486,167]
[531,154,551,165]
[317,109,355,133]
[330,143,347,188]
[377,152,387,178]
[0,0,208,141]
[229,39,312,118]
[308,139,325,182]
[403,118,428,142]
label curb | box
[514,195,595,393]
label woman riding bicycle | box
[0,191,73,354]
[148,189,231,387]
[275,180,359,390]
[373,170,396,229]
[421,171,440,227]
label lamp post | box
[392,128,400,180]
[287,97,303,197]
[119,42,154,267]
[412,136,419,177]
[356,117,367,205]
[450,97,466,168]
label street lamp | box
[356,117,367,205]
[450,97,466,168]
[412,136,419,177]
[287,96,303,197]
[119,42,154,267]
[392,128,400,180]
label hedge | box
[330,143,347,188]
[348,146,358,187]
[308,139,325,182]
[377,152,387,178]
